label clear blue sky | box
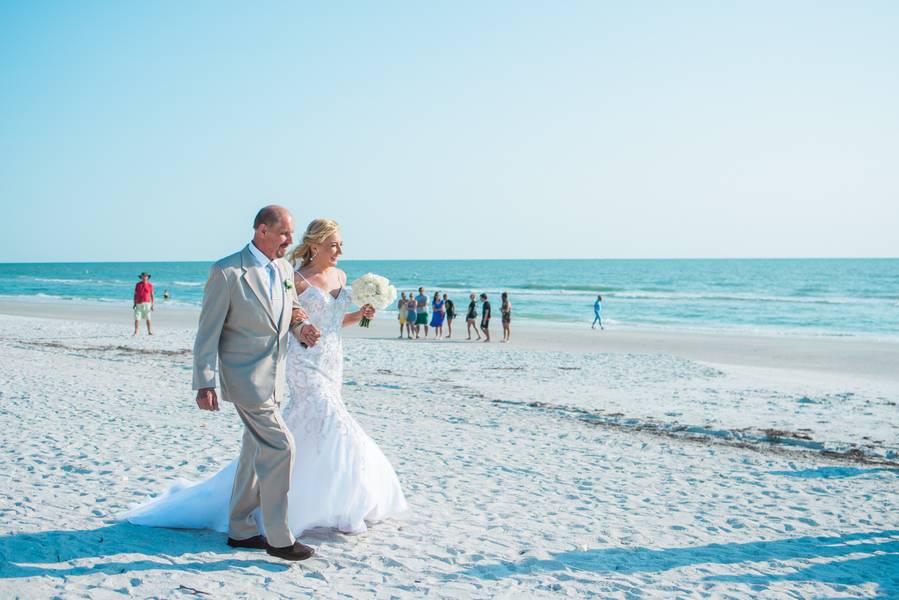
[1,1,897,262]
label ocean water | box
[1,259,898,338]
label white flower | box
[350,273,397,310]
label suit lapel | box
[275,260,293,331]
[240,246,276,328]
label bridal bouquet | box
[350,273,397,327]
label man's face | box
[140,275,149,283]
[255,212,294,259]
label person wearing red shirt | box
[133,272,155,335]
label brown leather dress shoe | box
[227,535,268,549]
[266,541,315,561]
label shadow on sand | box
[451,530,899,595]
[0,523,300,579]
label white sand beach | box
[1,300,898,598]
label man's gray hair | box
[253,205,287,229]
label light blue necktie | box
[265,263,275,299]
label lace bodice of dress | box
[283,280,365,453]
[287,282,348,382]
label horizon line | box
[1,256,898,265]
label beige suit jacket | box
[192,245,300,407]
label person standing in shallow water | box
[592,294,604,330]
[466,293,480,340]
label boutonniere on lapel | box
[284,279,294,290]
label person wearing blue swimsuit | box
[592,294,604,330]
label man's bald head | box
[254,205,290,230]
[252,205,295,260]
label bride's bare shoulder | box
[336,268,347,287]
[293,269,312,292]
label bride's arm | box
[343,304,375,327]
[290,272,320,346]
[339,269,373,327]
[343,309,366,327]
[291,272,312,327]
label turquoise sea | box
[1,259,898,338]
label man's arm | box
[193,266,229,409]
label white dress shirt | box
[247,242,283,315]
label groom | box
[193,205,321,561]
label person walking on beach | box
[415,287,429,338]
[125,213,407,551]
[397,292,408,339]
[430,291,445,338]
[444,293,456,338]
[480,293,491,342]
[466,293,480,340]
[188,205,320,561]
[133,272,155,336]
[500,291,512,343]
[405,292,417,339]
[592,294,604,330]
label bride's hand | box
[298,323,320,347]
[361,304,376,320]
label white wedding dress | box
[124,281,408,536]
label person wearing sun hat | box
[133,272,155,335]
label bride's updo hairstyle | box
[289,218,340,267]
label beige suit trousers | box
[229,398,296,548]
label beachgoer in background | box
[466,293,480,340]
[444,293,455,338]
[415,287,429,338]
[593,294,604,330]
[133,272,155,336]
[430,292,445,338]
[501,291,511,343]
[405,293,417,339]
[480,293,491,342]
[163,289,171,300]
[397,292,408,338]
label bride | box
[124,218,408,538]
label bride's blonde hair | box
[289,218,341,267]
